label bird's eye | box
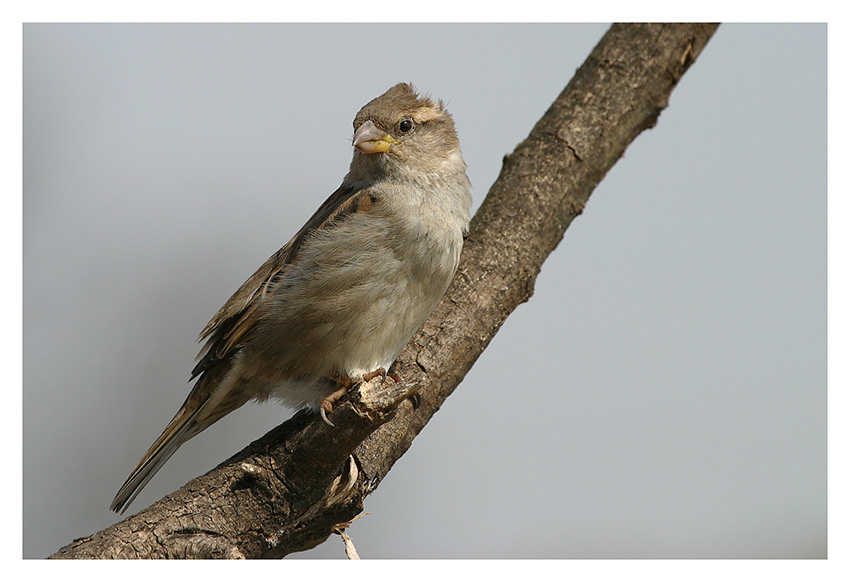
[399,118,414,133]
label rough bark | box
[50,23,719,559]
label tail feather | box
[110,366,254,514]
[109,404,203,514]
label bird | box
[110,83,472,514]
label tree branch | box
[50,23,719,559]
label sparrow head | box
[348,83,464,182]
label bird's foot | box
[321,368,402,426]
[361,367,402,384]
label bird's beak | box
[353,120,398,154]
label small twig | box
[332,512,369,560]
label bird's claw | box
[319,404,335,427]
[320,368,402,427]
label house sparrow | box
[110,83,472,514]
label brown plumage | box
[110,83,471,513]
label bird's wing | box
[191,182,377,379]
[110,183,380,513]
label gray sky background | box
[23,24,826,560]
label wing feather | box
[191,183,376,379]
